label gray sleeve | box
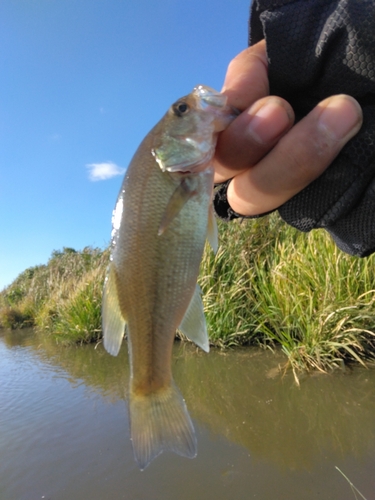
[214,0,375,257]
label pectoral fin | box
[102,263,126,356]
[178,284,209,353]
[207,204,218,253]
[158,178,197,235]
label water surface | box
[1,329,375,499]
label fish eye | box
[172,101,190,117]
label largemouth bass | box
[102,85,236,470]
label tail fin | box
[129,381,197,470]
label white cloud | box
[86,161,125,181]
[49,133,61,142]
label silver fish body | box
[102,85,236,469]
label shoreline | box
[1,214,375,372]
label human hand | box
[214,40,363,216]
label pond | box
[1,329,375,499]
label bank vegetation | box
[1,215,375,373]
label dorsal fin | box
[178,284,209,353]
[207,204,218,253]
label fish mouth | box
[193,84,240,119]
[193,85,228,109]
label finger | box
[221,39,269,110]
[214,96,295,183]
[226,95,363,216]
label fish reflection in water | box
[102,85,237,469]
[2,330,375,500]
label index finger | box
[221,39,269,110]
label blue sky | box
[0,0,249,290]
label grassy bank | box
[1,215,375,372]
[200,216,375,375]
[0,247,108,345]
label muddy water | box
[1,329,375,500]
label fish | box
[102,85,237,470]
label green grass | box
[199,215,375,375]
[1,215,375,373]
[52,266,106,345]
[0,246,109,344]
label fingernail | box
[318,95,362,141]
[246,98,292,144]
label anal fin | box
[102,263,126,356]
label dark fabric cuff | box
[213,181,274,222]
